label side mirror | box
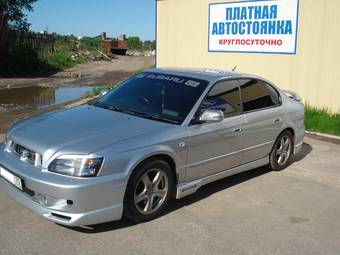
[199,109,224,123]
[100,89,109,97]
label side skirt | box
[294,142,303,155]
[176,157,269,199]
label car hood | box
[9,104,172,158]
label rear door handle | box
[233,128,243,133]
[274,118,282,124]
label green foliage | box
[79,36,101,54]
[127,36,156,51]
[52,34,78,52]
[127,37,142,50]
[0,45,84,74]
[39,51,85,71]
[0,30,155,75]
[1,45,41,73]
[91,86,101,96]
[105,82,121,90]
[143,40,156,51]
[83,82,122,98]
[305,105,340,136]
[83,86,104,98]
[1,0,38,31]
[82,91,92,98]
[52,34,155,54]
[51,34,101,54]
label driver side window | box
[201,80,242,118]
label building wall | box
[156,0,340,113]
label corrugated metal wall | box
[157,0,340,113]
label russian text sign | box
[208,0,299,54]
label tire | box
[269,130,294,171]
[123,159,174,222]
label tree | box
[143,40,156,51]
[127,36,142,50]
[0,0,38,31]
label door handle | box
[233,128,243,133]
[274,118,281,124]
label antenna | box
[232,66,237,72]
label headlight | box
[48,155,104,177]
[4,135,13,152]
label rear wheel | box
[124,159,174,222]
[269,131,293,171]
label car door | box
[239,79,283,164]
[186,80,245,182]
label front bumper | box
[0,144,127,226]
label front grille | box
[14,144,37,163]
[6,141,42,167]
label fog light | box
[35,194,71,209]
[36,194,48,206]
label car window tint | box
[202,80,241,117]
[265,83,281,105]
[97,72,208,124]
[240,79,278,112]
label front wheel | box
[269,131,293,171]
[123,159,174,222]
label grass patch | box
[91,86,102,96]
[105,81,122,90]
[305,105,340,136]
[39,52,85,71]
[0,46,85,75]
[82,82,122,98]
[82,86,102,98]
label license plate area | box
[0,166,23,191]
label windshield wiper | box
[94,102,179,124]
[93,102,111,109]
[115,108,179,124]
[139,113,180,124]
[94,103,138,115]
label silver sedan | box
[0,68,304,226]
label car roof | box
[146,67,261,83]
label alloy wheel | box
[275,135,292,166]
[134,168,169,215]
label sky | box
[26,0,156,40]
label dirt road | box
[0,55,154,89]
[0,55,154,136]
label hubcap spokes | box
[134,169,168,215]
[276,135,291,166]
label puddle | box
[0,85,99,110]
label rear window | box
[240,79,280,112]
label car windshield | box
[94,72,208,124]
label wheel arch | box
[122,152,179,221]
[271,127,295,154]
[128,152,178,185]
[283,127,295,140]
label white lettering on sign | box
[208,0,299,54]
